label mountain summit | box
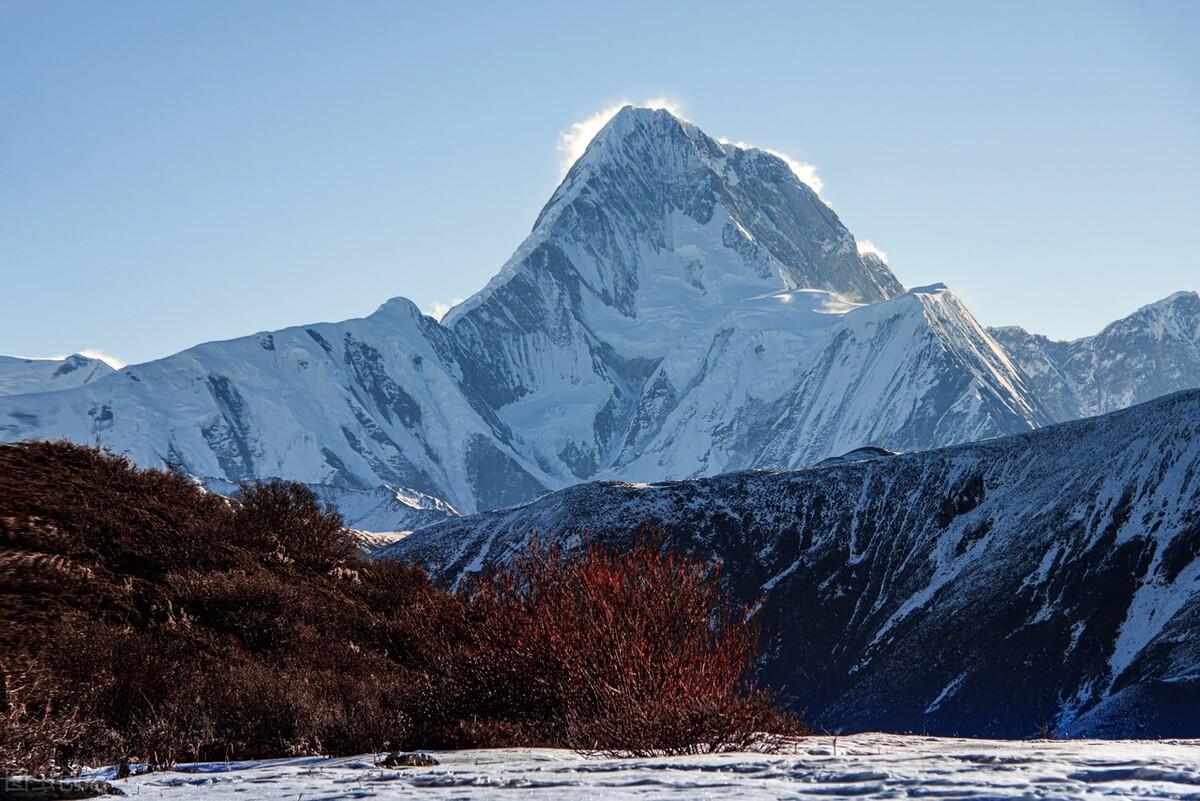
[443,106,917,485]
[0,108,1195,518]
[454,107,902,328]
[0,353,113,397]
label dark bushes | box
[463,540,803,756]
[1,441,799,775]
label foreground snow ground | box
[81,733,1200,800]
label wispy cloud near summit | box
[717,138,825,198]
[554,99,826,199]
[425,299,463,322]
[556,98,685,175]
[10,349,126,369]
[856,239,889,263]
[79,348,125,369]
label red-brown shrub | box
[1,441,800,774]
[460,538,804,756]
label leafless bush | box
[464,537,806,756]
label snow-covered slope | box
[0,353,114,396]
[385,390,1200,738]
[607,283,1046,480]
[0,300,551,513]
[991,291,1200,422]
[70,734,1200,800]
[0,107,1193,523]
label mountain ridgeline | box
[0,106,1197,523]
[990,290,1200,422]
[0,354,113,397]
[385,389,1200,738]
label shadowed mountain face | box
[0,108,1196,522]
[384,390,1200,739]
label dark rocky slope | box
[385,390,1200,738]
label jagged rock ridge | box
[992,290,1200,422]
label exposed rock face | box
[383,390,1200,739]
[378,752,439,768]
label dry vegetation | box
[0,441,802,776]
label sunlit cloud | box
[856,239,889,263]
[426,298,463,321]
[557,97,686,175]
[79,348,126,369]
[9,349,125,369]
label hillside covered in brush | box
[0,441,794,775]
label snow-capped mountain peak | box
[991,290,1200,422]
[453,106,902,329]
[0,110,1195,523]
[370,295,431,321]
[438,107,916,485]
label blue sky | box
[2,1,1197,366]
